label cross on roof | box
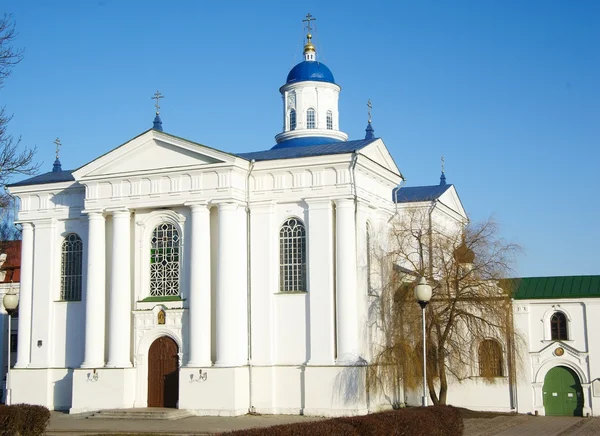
[303,13,316,33]
[367,99,372,123]
[441,155,445,173]
[152,90,164,115]
[54,137,61,160]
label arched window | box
[289,109,296,131]
[326,110,333,130]
[306,108,316,129]
[551,312,568,340]
[279,218,306,292]
[150,223,181,297]
[479,339,503,377]
[61,233,83,301]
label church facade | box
[6,26,415,415]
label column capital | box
[185,201,210,212]
[17,221,33,230]
[334,198,354,209]
[214,201,241,211]
[305,198,332,210]
[109,209,131,219]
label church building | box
[6,17,466,415]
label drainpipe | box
[388,179,406,223]
[246,159,256,414]
[427,199,437,278]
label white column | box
[106,210,132,368]
[15,222,33,368]
[215,202,246,366]
[82,212,106,368]
[187,203,211,366]
[306,199,335,365]
[335,198,359,362]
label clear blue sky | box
[2,1,599,277]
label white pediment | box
[73,130,236,180]
[439,186,468,221]
[359,139,401,176]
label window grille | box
[61,233,83,301]
[290,109,297,131]
[307,108,315,129]
[279,218,307,292]
[326,110,333,130]
[479,339,503,377]
[150,223,181,297]
[551,312,568,340]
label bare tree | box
[367,208,521,406]
[0,13,39,210]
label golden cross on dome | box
[303,13,316,33]
[54,137,61,160]
[367,99,373,123]
[152,90,164,115]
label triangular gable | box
[359,139,402,177]
[438,185,468,221]
[73,130,238,180]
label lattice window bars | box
[279,218,307,292]
[150,223,181,297]
[61,233,83,301]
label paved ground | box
[46,411,600,435]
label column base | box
[71,368,136,413]
[179,366,249,415]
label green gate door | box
[543,366,583,416]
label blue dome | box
[272,136,342,150]
[286,61,335,85]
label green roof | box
[512,276,600,300]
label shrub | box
[0,404,51,436]
[221,405,463,436]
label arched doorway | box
[148,336,179,408]
[543,366,583,416]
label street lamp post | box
[414,276,432,407]
[3,287,19,406]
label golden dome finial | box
[302,13,317,57]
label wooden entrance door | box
[148,336,179,408]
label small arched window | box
[61,233,83,301]
[479,339,503,377]
[326,110,333,130]
[551,312,568,340]
[279,218,307,292]
[150,223,181,297]
[307,108,316,129]
[289,109,297,131]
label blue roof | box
[8,170,75,187]
[286,61,335,85]
[238,138,377,162]
[394,184,452,203]
[271,136,342,150]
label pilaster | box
[306,199,335,365]
[335,198,359,362]
[106,209,132,368]
[187,202,212,366]
[82,211,106,368]
[15,222,33,368]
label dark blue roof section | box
[286,61,335,85]
[394,184,452,203]
[8,170,75,187]
[271,136,342,150]
[237,138,377,162]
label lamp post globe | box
[415,276,431,407]
[3,288,18,406]
[3,291,18,313]
[414,276,432,304]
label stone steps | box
[88,408,194,420]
